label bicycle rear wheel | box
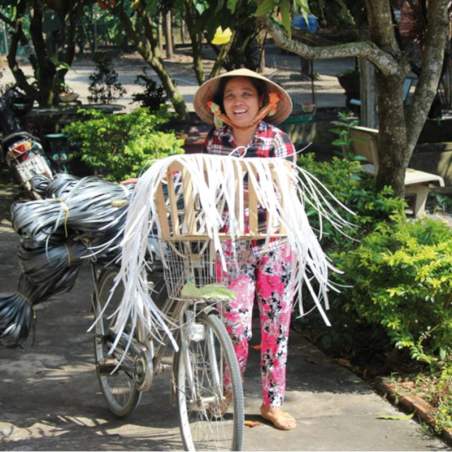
[93,269,142,417]
[176,312,244,451]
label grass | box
[389,364,452,434]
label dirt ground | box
[1,43,353,113]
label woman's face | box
[222,77,261,127]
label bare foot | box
[260,405,296,430]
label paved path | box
[0,51,449,450]
[0,179,447,451]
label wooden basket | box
[155,159,292,241]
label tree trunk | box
[405,0,449,152]
[181,19,188,45]
[192,42,205,85]
[208,30,237,79]
[6,1,38,100]
[158,14,163,54]
[375,73,408,195]
[183,4,205,84]
[257,30,267,73]
[117,5,187,119]
[150,56,186,117]
[209,42,232,78]
[30,2,56,106]
[5,1,81,107]
[164,10,173,59]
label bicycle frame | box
[90,259,222,387]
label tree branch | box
[406,0,450,152]
[6,1,38,99]
[263,17,400,77]
[30,1,50,68]
[62,2,83,65]
[365,0,399,52]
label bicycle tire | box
[175,312,244,451]
[93,268,142,417]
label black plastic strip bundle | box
[30,175,52,197]
[11,176,133,241]
[0,290,32,347]
[11,199,67,241]
[18,240,88,285]
[45,173,79,198]
[0,241,88,346]
[3,176,136,347]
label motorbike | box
[0,87,53,199]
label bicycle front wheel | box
[176,312,244,451]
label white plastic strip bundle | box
[111,153,353,351]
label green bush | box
[298,153,406,251]
[63,108,184,181]
[335,216,452,366]
[296,154,451,370]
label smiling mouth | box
[232,109,248,117]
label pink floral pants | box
[216,240,294,407]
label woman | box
[193,68,297,430]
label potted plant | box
[58,85,80,104]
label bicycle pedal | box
[157,362,173,373]
[97,358,118,375]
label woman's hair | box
[214,76,268,114]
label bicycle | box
[90,239,245,451]
[89,159,251,450]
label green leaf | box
[280,0,291,37]
[255,0,275,17]
[332,139,349,146]
[294,0,309,17]
[226,0,238,13]
[194,1,208,15]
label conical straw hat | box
[194,68,293,125]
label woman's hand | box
[120,178,137,185]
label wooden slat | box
[181,168,197,234]
[166,167,180,236]
[155,184,170,240]
[271,165,287,235]
[234,163,244,234]
[247,166,258,235]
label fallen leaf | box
[335,358,352,368]
[376,413,414,421]
[244,420,261,428]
